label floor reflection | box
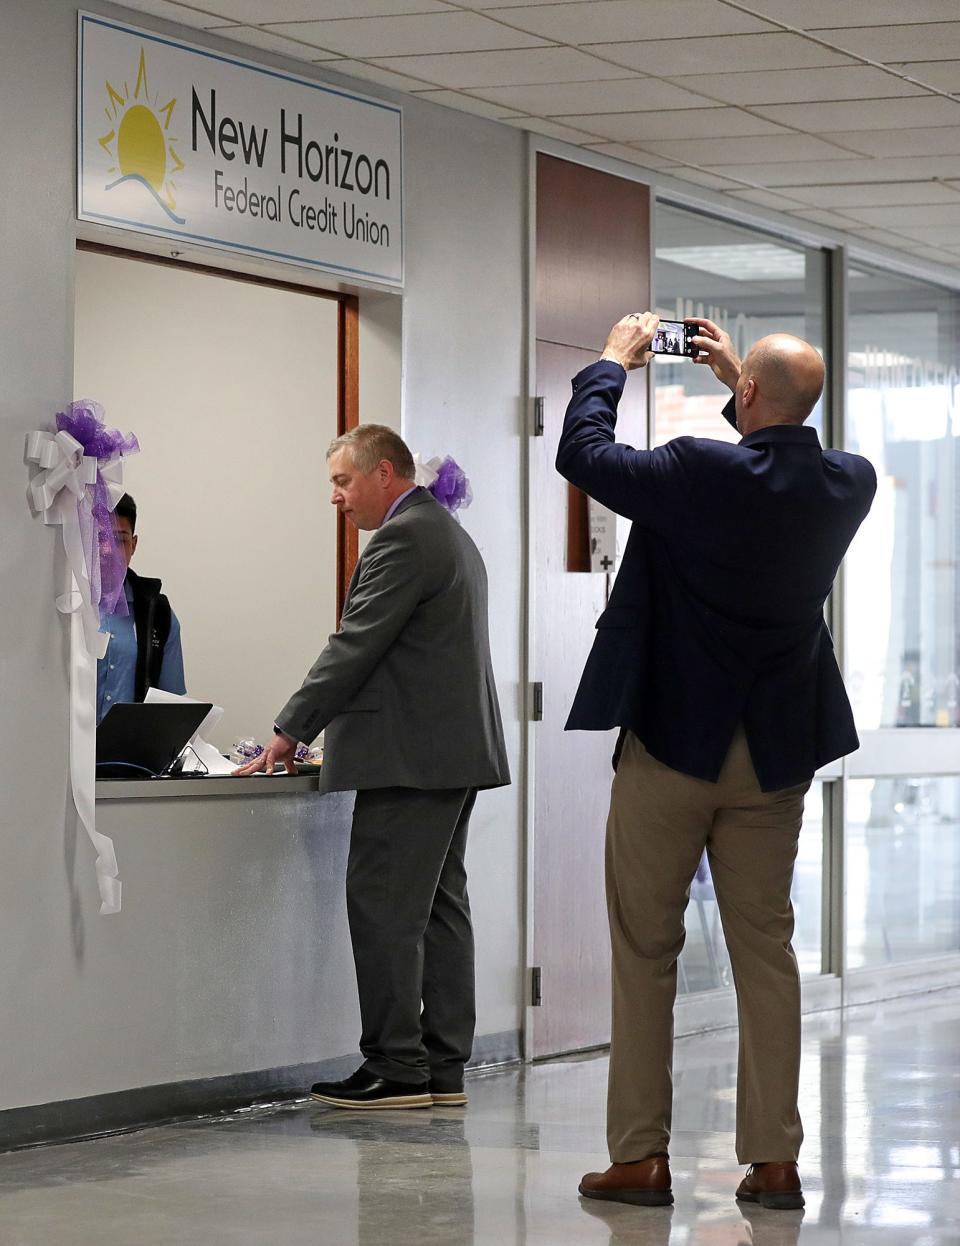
[0,991,956,1243]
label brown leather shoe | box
[736,1161,804,1210]
[579,1156,673,1207]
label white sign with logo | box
[78,13,403,285]
[588,498,618,574]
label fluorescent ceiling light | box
[657,243,806,282]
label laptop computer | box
[96,702,214,778]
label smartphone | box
[651,319,699,358]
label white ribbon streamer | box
[26,427,129,914]
[70,608,121,914]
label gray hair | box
[326,424,416,479]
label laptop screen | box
[96,702,213,778]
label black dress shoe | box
[309,1068,432,1110]
[429,1078,467,1106]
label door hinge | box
[531,395,545,436]
[530,681,543,721]
[530,966,543,1007]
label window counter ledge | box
[96,774,323,801]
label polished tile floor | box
[1,991,959,1245]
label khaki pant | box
[606,728,809,1165]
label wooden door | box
[529,155,649,1056]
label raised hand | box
[687,317,741,391]
[601,312,660,371]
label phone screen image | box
[651,320,696,358]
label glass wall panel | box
[846,777,960,969]
[678,782,824,993]
[845,266,960,728]
[653,203,831,992]
[653,204,829,446]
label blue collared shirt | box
[382,485,418,525]
[96,581,185,724]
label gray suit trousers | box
[348,787,477,1087]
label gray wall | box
[0,0,525,1110]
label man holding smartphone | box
[558,314,876,1210]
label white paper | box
[144,688,235,776]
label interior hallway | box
[1,989,957,1245]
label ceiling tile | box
[453,0,772,28]
[698,155,960,183]
[665,167,748,190]
[668,66,921,107]
[264,13,550,57]
[782,206,869,230]
[454,0,612,6]
[625,108,786,140]
[581,143,680,170]
[469,76,713,114]
[365,46,629,87]
[411,88,524,117]
[553,108,787,143]
[741,0,960,28]
[840,202,960,227]
[197,0,453,18]
[783,180,960,208]
[848,225,925,246]
[587,32,855,77]
[320,58,442,89]
[114,0,234,27]
[811,22,960,62]
[211,24,340,57]
[818,126,960,158]
[723,188,810,211]
[904,247,960,265]
[501,116,603,142]
[893,60,960,93]
[894,224,960,243]
[631,133,856,167]
[486,0,776,44]
[752,96,960,132]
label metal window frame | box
[521,138,960,1059]
[649,202,960,1010]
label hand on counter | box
[233,731,298,776]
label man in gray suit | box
[237,424,509,1109]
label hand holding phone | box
[600,312,659,370]
[686,317,741,390]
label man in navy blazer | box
[563,313,876,1211]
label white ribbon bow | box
[413,453,440,488]
[26,430,98,520]
[99,456,126,513]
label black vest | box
[126,569,173,702]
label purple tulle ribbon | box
[55,400,139,616]
[427,456,473,515]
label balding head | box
[735,334,825,435]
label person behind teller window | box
[236,425,509,1111]
[557,314,876,1211]
[96,492,185,724]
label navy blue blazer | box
[556,361,877,791]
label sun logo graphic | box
[98,47,186,224]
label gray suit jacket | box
[275,488,510,794]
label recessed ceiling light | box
[657,243,806,282]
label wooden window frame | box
[75,241,360,617]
